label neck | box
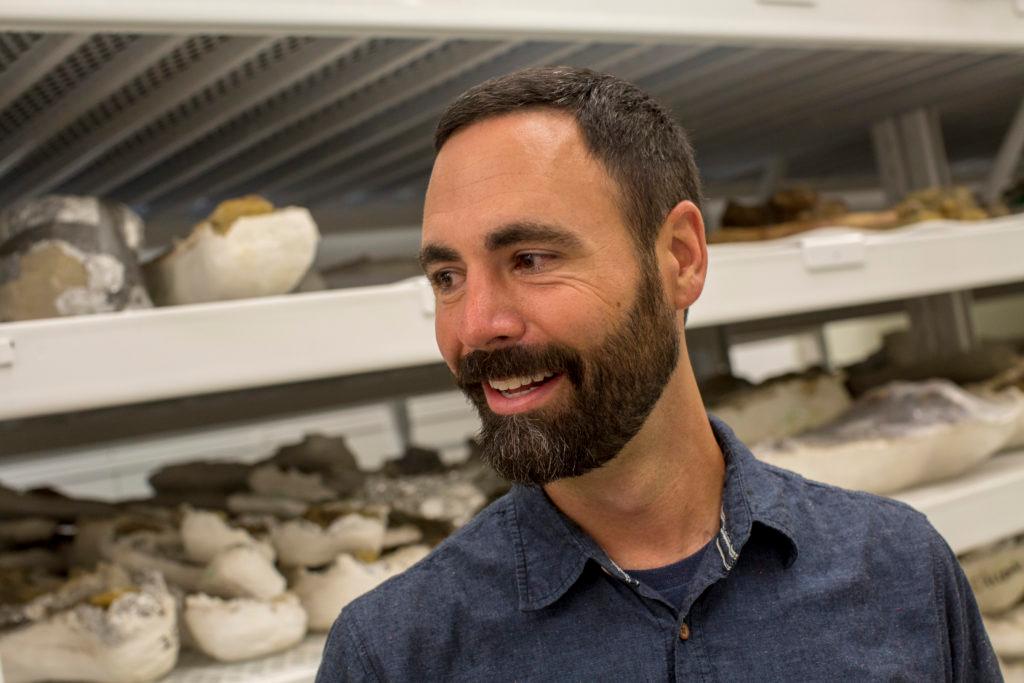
[543,346,724,570]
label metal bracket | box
[984,94,1024,206]
[687,326,734,381]
[905,291,978,358]
[389,400,413,452]
[799,232,867,272]
[415,276,436,317]
[871,118,909,203]
[756,156,788,202]
[758,0,817,6]
[0,338,13,368]
[872,108,952,202]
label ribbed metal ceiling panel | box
[0,31,1018,238]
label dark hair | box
[434,66,703,257]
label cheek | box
[434,310,461,372]
[524,292,618,345]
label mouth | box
[481,371,564,415]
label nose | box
[456,272,526,351]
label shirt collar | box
[507,414,800,612]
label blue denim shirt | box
[317,416,1001,681]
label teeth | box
[488,371,555,392]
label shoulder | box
[755,459,947,568]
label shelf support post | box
[871,117,910,204]
[687,326,734,382]
[389,399,413,453]
[904,291,978,359]
[756,156,788,202]
[872,108,952,203]
[983,94,1024,207]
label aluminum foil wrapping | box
[0,195,152,322]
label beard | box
[456,266,680,486]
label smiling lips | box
[488,371,557,397]
[482,371,563,414]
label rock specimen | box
[961,536,1024,615]
[0,569,177,683]
[895,186,989,223]
[148,461,252,496]
[247,465,337,504]
[270,504,388,568]
[382,445,448,477]
[976,358,1024,450]
[984,602,1024,663]
[179,507,273,565]
[0,518,57,547]
[364,468,488,531]
[144,195,320,305]
[183,592,306,663]
[845,335,1019,397]
[754,380,1023,494]
[198,544,285,601]
[226,493,307,519]
[292,545,430,631]
[707,370,852,445]
[0,485,117,521]
[0,195,151,321]
[265,433,366,497]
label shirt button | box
[678,623,690,641]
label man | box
[317,66,999,681]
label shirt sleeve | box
[316,611,379,683]
[929,530,1004,682]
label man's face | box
[421,110,680,485]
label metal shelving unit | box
[4,216,1024,421]
[0,4,1016,225]
[165,634,326,683]
[0,4,1022,680]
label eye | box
[428,269,462,293]
[513,252,554,272]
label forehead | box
[422,109,626,248]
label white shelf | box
[0,278,441,421]
[165,634,325,683]
[689,215,1024,328]
[4,217,1024,421]
[894,449,1024,555]
[2,0,1022,50]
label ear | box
[660,200,708,312]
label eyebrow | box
[485,222,584,252]
[419,221,583,272]
[418,243,460,271]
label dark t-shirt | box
[626,540,712,611]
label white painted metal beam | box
[148,40,521,208]
[0,36,277,205]
[118,38,445,205]
[664,49,862,128]
[0,0,1022,51]
[0,33,89,112]
[695,52,982,141]
[4,215,1024,421]
[261,41,593,201]
[0,35,185,178]
[682,50,921,140]
[694,54,1024,168]
[66,37,369,197]
[984,94,1024,206]
[293,125,435,205]
[613,45,717,84]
